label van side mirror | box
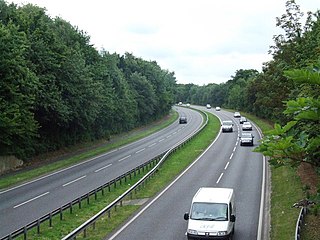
[184,212,189,220]
[230,214,236,222]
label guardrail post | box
[102,186,105,196]
[37,219,40,234]
[60,207,63,220]
[83,228,86,238]
[79,197,82,209]
[49,212,52,227]
[87,193,90,205]
[95,189,97,200]
[70,203,73,214]
[24,226,27,240]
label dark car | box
[239,117,247,124]
[239,132,254,146]
[179,116,187,124]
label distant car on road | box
[206,104,211,109]
[242,121,252,131]
[221,120,234,132]
[234,112,241,118]
[239,132,254,146]
[215,106,221,111]
[186,103,190,107]
[179,116,187,124]
[239,116,247,124]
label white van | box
[184,187,236,240]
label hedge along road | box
[0,106,204,238]
[107,107,266,240]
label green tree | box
[255,65,320,167]
[0,22,39,158]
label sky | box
[10,0,320,85]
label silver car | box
[239,132,254,146]
[242,121,252,131]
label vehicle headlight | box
[217,231,227,236]
[187,229,198,235]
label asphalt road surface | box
[107,107,266,240]
[0,106,203,238]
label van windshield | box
[190,203,228,221]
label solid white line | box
[94,164,112,173]
[148,143,156,147]
[216,173,224,184]
[108,123,223,240]
[62,175,86,187]
[224,162,230,170]
[14,192,49,208]
[256,126,266,240]
[135,148,145,154]
[229,153,234,160]
[118,155,131,162]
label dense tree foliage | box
[255,66,320,167]
[0,1,176,160]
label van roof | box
[192,187,233,204]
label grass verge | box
[0,111,178,190]
[14,110,220,239]
[241,111,317,239]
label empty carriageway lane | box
[0,106,203,238]
[108,108,265,240]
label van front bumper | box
[187,233,231,240]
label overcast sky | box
[10,0,319,85]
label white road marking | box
[233,146,236,152]
[159,139,164,142]
[224,162,230,170]
[166,135,171,138]
[135,148,145,154]
[94,164,112,173]
[229,153,234,160]
[14,192,50,208]
[62,175,86,187]
[108,124,222,240]
[118,155,131,162]
[148,143,156,147]
[216,173,224,184]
